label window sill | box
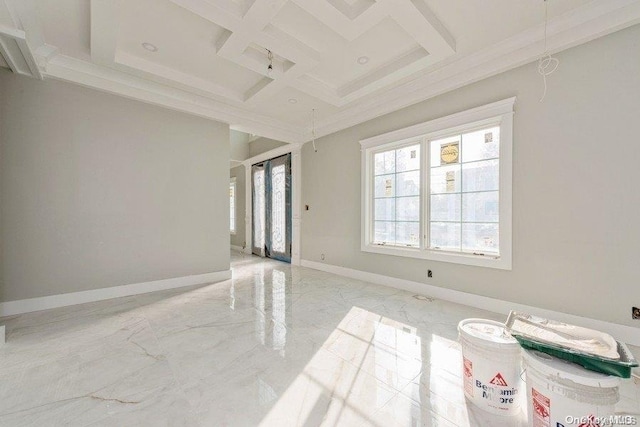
[361,243,511,270]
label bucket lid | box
[522,349,620,388]
[458,318,519,349]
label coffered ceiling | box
[2,0,640,143]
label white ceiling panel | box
[118,0,265,96]
[270,1,345,53]
[306,17,423,89]
[326,0,376,20]
[37,0,90,60]
[255,85,339,127]
[425,0,592,55]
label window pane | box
[431,164,461,194]
[461,127,500,163]
[462,191,499,223]
[375,198,395,221]
[396,170,420,196]
[253,170,265,247]
[462,159,499,192]
[462,223,499,254]
[430,194,461,222]
[374,221,395,244]
[230,183,235,232]
[375,150,395,175]
[430,222,460,250]
[271,165,286,253]
[396,222,420,247]
[396,196,420,221]
[431,137,460,167]
[375,174,395,198]
[396,145,420,172]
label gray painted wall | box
[249,137,287,158]
[301,25,640,327]
[230,165,246,249]
[0,71,230,302]
[230,130,250,162]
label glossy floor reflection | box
[1,252,638,426]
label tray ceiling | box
[3,0,640,143]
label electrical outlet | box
[427,270,433,278]
[633,307,640,320]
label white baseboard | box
[301,260,640,346]
[0,270,232,317]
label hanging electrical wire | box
[266,49,273,76]
[538,0,559,102]
[311,108,317,152]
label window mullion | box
[459,133,463,252]
[394,149,398,246]
[370,150,375,246]
[422,138,429,251]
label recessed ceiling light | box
[357,56,369,65]
[142,42,158,52]
[288,98,298,104]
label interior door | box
[266,154,291,262]
[251,164,266,257]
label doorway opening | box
[251,153,292,263]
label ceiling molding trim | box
[17,0,640,144]
[43,54,306,143]
[0,24,42,79]
[170,0,456,108]
[312,0,640,139]
[0,0,44,79]
[4,0,46,49]
[116,51,245,102]
[359,97,516,149]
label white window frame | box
[360,97,514,270]
[230,177,237,235]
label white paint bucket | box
[522,349,620,427]
[458,318,523,416]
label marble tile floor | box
[0,252,638,426]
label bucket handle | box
[519,368,527,382]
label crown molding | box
[359,96,515,149]
[311,0,640,140]
[42,54,306,143]
[0,24,42,79]
[8,0,640,144]
[4,0,303,142]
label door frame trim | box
[250,163,266,257]
[264,154,292,263]
[243,143,303,266]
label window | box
[230,178,236,234]
[360,98,514,269]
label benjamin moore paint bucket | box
[458,319,523,416]
[522,349,620,427]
